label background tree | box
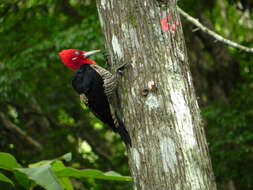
[0,0,252,189]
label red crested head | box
[59,49,100,70]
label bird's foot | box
[103,50,130,73]
[115,61,131,74]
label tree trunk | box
[96,0,217,189]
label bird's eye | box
[75,51,80,55]
[72,57,77,60]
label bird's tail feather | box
[115,113,132,147]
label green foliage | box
[0,1,130,189]
[18,163,64,190]
[0,173,14,186]
[55,168,132,182]
[202,75,253,188]
[199,3,253,189]
[0,152,132,190]
[0,0,252,189]
[0,152,22,171]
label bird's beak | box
[83,50,101,58]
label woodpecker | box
[59,49,131,147]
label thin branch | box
[177,6,253,53]
[0,112,43,151]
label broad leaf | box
[13,170,31,189]
[52,161,73,190]
[0,152,21,171]
[55,168,132,182]
[59,152,72,162]
[29,160,53,168]
[0,172,14,186]
[28,152,71,168]
[16,163,64,190]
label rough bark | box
[96,0,217,189]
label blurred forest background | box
[0,0,252,189]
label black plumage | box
[72,64,131,147]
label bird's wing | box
[77,67,117,131]
[73,64,131,146]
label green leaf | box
[28,153,72,169]
[51,161,66,172]
[55,168,132,182]
[57,176,73,190]
[16,163,64,190]
[52,161,73,190]
[13,170,31,189]
[59,152,72,162]
[0,152,21,171]
[29,160,53,168]
[0,172,14,186]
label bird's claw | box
[115,61,131,73]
